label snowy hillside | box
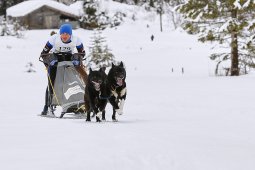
[1,1,255,170]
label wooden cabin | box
[6,0,82,29]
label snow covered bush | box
[81,0,128,29]
[0,17,26,38]
[25,62,36,73]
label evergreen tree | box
[81,0,99,29]
[102,45,115,67]
[81,0,126,29]
[0,0,24,16]
[178,0,255,76]
[82,0,117,29]
[149,0,155,7]
[86,31,115,69]
[134,0,139,5]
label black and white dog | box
[104,62,127,121]
[84,68,107,122]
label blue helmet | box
[59,23,72,35]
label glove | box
[72,60,80,66]
[50,59,57,66]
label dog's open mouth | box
[116,77,123,86]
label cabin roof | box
[6,0,83,18]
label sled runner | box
[39,53,86,118]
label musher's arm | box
[41,41,53,54]
[76,37,86,58]
[40,41,54,66]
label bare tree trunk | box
[170,11,177,29]
[230,9,239,76]
[231,32,239,76]
[160,11,163,32]
[215,60,222,76]
[159,0,163,32]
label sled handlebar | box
[39,53,86,64]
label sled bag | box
[51,61,85,112]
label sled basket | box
[51,61,85,113]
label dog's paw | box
[96,111,102,120]
[96,117,101,122]
[112,115,118,122]
[115,109,123,115]
[112,118,118,122]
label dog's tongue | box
[95,86,100,91]
[95,84,100,91]
[92,81,101,91]
[117,78,123,86]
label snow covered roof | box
[69,1,84,16]
[6,0,83,18]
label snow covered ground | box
[1,3,255,170]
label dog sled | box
[39,53,86,118]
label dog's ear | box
[119,61,124,67]
[100,67,106,72]
[112,62,115,68]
